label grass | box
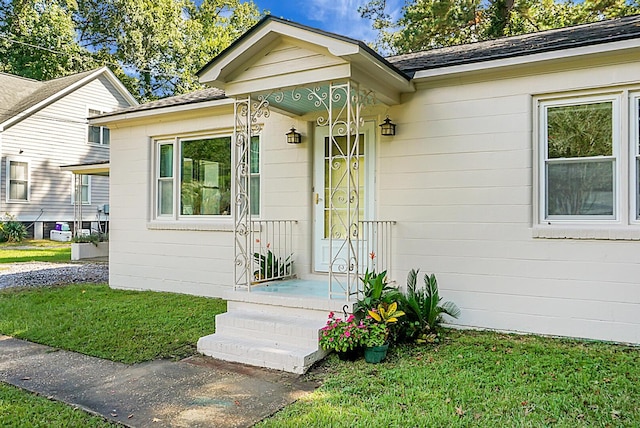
[1,283,638,426]
[0,284,226,363]
[0,383,116,427]
[258,330,640,427]
[0,240,71,263]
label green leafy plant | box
[361,319,387,347]
[319,312,365,352]
[0,214,27,243]
[363,302,405,347]
[72,233,108,246]
[354,268,401,319]
[252,243,293,281]
[400,269,460,344]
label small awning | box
[60,161,109,176]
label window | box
[7,158,29,202]
[88,108,110,145]
[541,98,618,220]
[153,134,260,219]
[71,175,91,205]
[635,97,640,220]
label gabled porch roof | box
[197,15,414,110]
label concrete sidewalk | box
[0,336,318,427]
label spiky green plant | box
[401,269,460,343]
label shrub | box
[0,214,27,243]
[72,233,108,246]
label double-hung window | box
[541,96,618,220]
[71,175,91,205]
[88,108,110,145]
[154,134,260,220]
[7,158,29,202]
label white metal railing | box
[359,220,396,282]
[250,220,297,285]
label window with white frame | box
[635,96,640,220]
[71,175,91,205]
[7,158,29,202]
[88,108,110,145]
[540,96,619,221]
[154,135,260,219]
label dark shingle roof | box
[0,73,41,118]
[96,87,226,118]
[386,14,640,76]
[0,69,101,125]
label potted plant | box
[318,311,365,360]
[252,242,293,283]
[362,302,405,363]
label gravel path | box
[0,262,108,290]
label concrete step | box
[197,333,328,374]
[214,311,326,349]
[226,300,336,320]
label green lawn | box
[0,240,71,263]
[0,284,226,363]
[1,283,638,427]
[258,331,640,427]
[0,383,116,427]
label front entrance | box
[313,121,375,272]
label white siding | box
[381,53,640,344]
[109,107,312,297]
[109,49,640,344]
[1,75,132,223]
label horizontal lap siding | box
[1,75,130,222]
[382,57,640,344]
[109,110,313,295]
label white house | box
[95,15,640,373]
[0,67,137,238]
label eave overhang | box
[412,37,640,82]
[60,161,110,176]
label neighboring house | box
[0,67,137,238]
[95,15,640,373]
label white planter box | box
[71,242,109,260]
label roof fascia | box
[90,97,234,126]
[0,67,126,131]
[101,68,139,106]
[412,38,640,80]
[198,20,362,86]
[60,163,110,175]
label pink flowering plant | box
[319,311,365,352]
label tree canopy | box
[0,0,262,100]
[360,0,640,54]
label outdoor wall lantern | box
[286,126,302,144]
[379,116,396,136]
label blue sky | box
[253,0,403,44]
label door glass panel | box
[323,135,365,238]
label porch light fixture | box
[379,116,396,136]
[286,126,302,144]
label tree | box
[75,0,261,101]
[0,0,93,80]
[360,0,640,54]
[0,0,261,100]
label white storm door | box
[313,122,375,272]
